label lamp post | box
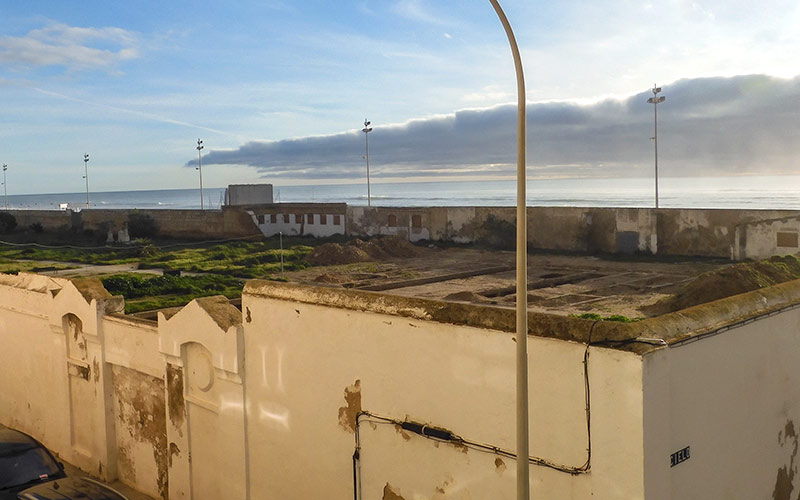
[362,119,373,206]
[2,164,7,210]
[83,154,90,209]
[487,2,528,499]
[647,84,665,208]
[196,139,204,210]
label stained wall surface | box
[642,306,800,500]
[1,272,800,499]
[8,206,800,258]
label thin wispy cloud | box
[195,75,800,181]
[33,88,240,138]
[392,0,450,25]
[0,23,138,70]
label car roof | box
[0,427,40,455]
[17,477,129,500]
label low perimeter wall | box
[2,274,800,499]
[7,205,800,259]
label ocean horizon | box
[1,175,798,211]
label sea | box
[3,175,799,211]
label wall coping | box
[243,278,800,355]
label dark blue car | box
[18,476,129,500]
[0,426,65,500]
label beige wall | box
[2,271,800,499]
[8,206,800,259]
[643,306,800,500]
[242,282,646,499]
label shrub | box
[29,222,44,233]
[0,212,17,233]
[128,212,158,238]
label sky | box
[1,0,799,194]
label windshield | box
[0,446,61,490]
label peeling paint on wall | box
[168,442,180,468]
[495,457,506,476]
[382,483,406,500]
[773,420,798,500]
[166,364,185,434]
[112,365,169,499]
[337,379,362,433]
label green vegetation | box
[138,240,313,278]
[0,213,17,234]
[477,214,516,250]
[570,312,641,323]
[0,244,141,265]
[101,273,245,314]
[128,212,158,238]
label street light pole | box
[2,164,7,210]
[83,154,90,209]
[647,84,665,208]
[196,139,204,210]
[362,119,373,206]
[487,2,528,499]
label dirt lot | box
[288,245,726,319]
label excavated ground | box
[286,246,734,319]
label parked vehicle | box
[17,476,129,500]
[0,426,65,500]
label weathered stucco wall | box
[734,215,800,260]
[7,206,800,259]
[642,305,800,499]
[242,282,646,500]
[2,271,800,499]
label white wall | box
[643,307,800,500]
[242,283,646,499]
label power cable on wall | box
[352,321,602,500]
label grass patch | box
[570,312,641,323]
[101,273,244,314]
[137,240,313,278]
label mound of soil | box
[306,237,421,266]
[375,236,420,258]
[349,239,389,260]
[644,255,800,315]
[306,243,370,266]
[313,273,349,283]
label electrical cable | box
[351,321,599,498]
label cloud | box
[195,74,800,180]
[0,23,139,70]
[392,0,450,25]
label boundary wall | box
[6,205,800,259]
[1,273,800,498]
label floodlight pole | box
[362,119,373,206]
[488,1,529,499]
[83,154,90,208]
[197,139,204,210]
[2,164,7,210]
[647,84,665,208]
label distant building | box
[224,184,274,206]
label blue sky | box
[1,0,799,194]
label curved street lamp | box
[486,2,529,499]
